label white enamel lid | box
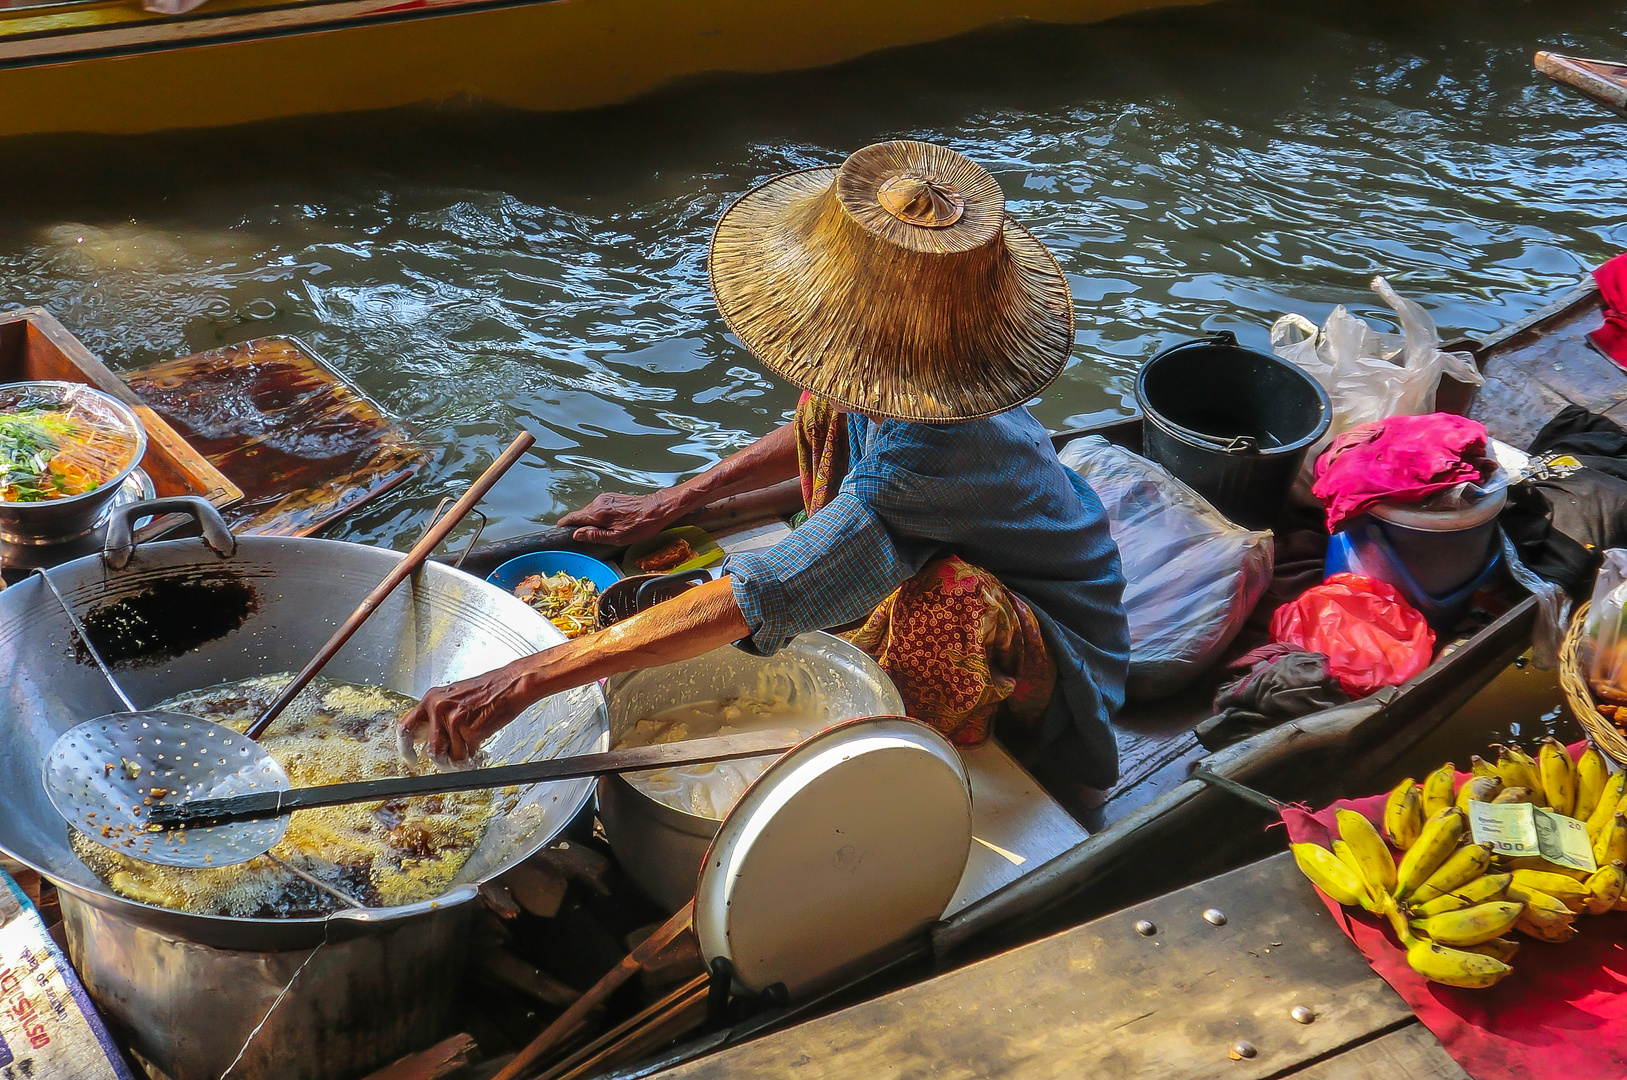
[694,716,973,1001]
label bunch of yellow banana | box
[1291,740,1627,990]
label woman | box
[401,140,1130,793]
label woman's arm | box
[399,577,750,760]
[559,422,800,544]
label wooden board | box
[655,852,1417,1080]
[124,337,425,536]
[0,307,241,516]
[1467,279,1621,449]
[1286,1025,1469,1080]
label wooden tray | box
[0,307,242,517]
[123,337,425,537]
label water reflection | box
[0,0,1623,546]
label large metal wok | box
[0,499,609,1080]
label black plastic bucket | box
[1134,331,1331,529]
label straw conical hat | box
[708,140,1074,423]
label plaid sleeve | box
[724,491,916,656]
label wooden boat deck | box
[648,852,1467,1080]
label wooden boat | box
[0,0,1210,139]
[1536,51,1627,118]
[437,282,1627,1079]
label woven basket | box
[1560,600,1627,766]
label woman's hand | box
[398,664,532,762]
[558,491,680,545]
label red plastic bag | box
[1268,573,1435,696]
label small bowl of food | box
[0,381,148,547]
[488,550,621,639]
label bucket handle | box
[1145,330,1262,455]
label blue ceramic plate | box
[487,550,622,596]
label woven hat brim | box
[708,166,1074,424]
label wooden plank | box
[947,741,1090,916]
[123,336,425,537]
[1284,1025,1468,1080]
[657,852,1411,1080]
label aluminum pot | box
[0,498,608,1080]
[599,633,904,911]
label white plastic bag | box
[1271,276,1483,488]
[1585,549,1627,701]
[1061,437,1274,701]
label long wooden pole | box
[493,902,696,1080]
[246,432,536,739]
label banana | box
[1405,939,1513,988]
[1510,868,1593,907]
[1422,762,1458,819]
[1594,812,1627,868]
[1337,809,1397,895]
[1539,737,1577,817]
[1514,906,1578,943]
[1587,771,1627,842]
[1396,808,1466,899]
[1383,778,1424,850]
[1574,748,1611,823]
[1410,842,1491,903]
[1586,861,1626,916]
[1292,843,1368,908]
[1504,856,1590,881]
[1410,872,1511,919]
[1332,840,1381,912]
[1464,937,1520,964]
[1493,786,1537,805]
[1456,775,1502,812]
[1470,755,1499,779]
[1410,900,1524,947]
[1496,744,1544,803]
[1506,883,1577,918]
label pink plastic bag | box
[1268,573,1435,696]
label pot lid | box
[694,716,972,1001]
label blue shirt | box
[725,407,1131,788]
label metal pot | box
[599,633,903,912]
[0,381,149,548]
[0,498,608,1080]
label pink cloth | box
[1281,743,1627,1080]
[1268,573,1434,696]
[1313,413,1494,532]
[1592,253,1627,368]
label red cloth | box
[1312,413,1494,532]
[1268,573,1434,696]
[1282,743,1627,1080]
[1593,253,1627,368]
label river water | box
[2,0,1625,550]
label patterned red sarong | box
[795,393,1055,745]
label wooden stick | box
[491,903,696,1080]
[534,975,709,1080]
[246,432,535,739]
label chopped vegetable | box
[0,406,135,503]
[513,572,600,638]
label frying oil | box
[71,675,494,917]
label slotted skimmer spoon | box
[43,433,534,869]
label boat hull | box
[0,0,1209,138]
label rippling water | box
[2,0,1624,547]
